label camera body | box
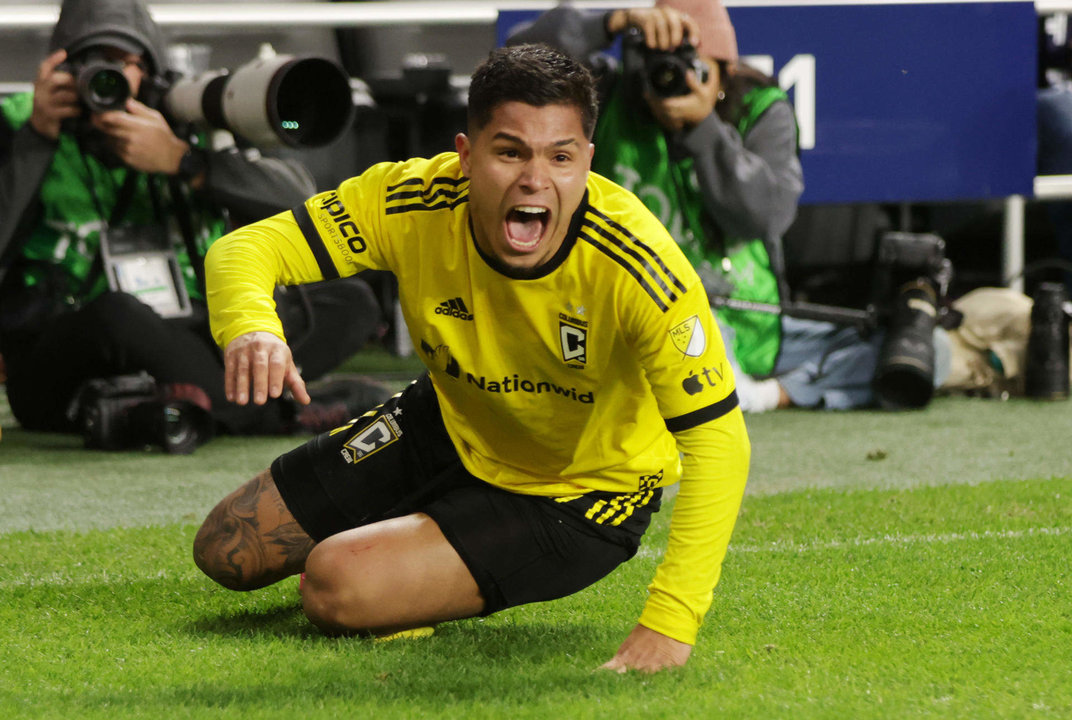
[72,373,212,454]
[60,49,131,114]
[624,27,710,98]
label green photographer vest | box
[1,92,222,307]
[593,81,787,375]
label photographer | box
[0,0,389,446]
[508,0,935,411]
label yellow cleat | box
[373,626,435,643]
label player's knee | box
[191,517,259,592]
[300,543,381,633]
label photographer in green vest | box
[0,0,389,449]
[509,0,903,411]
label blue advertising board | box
[498,1,1038,204]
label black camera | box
[61,50,131,114]
[625,27,710,98]
[71,373,213,454]
[871,232,952,410]
[1025,282,1071,400]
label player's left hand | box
[223,330,310,407]
[600,623,692,673]
[91,98,189,175]
[644,64,721,133]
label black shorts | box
[271,373,662,615]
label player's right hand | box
[30,49,81,140]
[224,331,310,407]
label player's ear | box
[456,133,472,174]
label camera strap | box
[76,166,140,299]
[166,175,207,297]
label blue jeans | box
[719,315,951,410]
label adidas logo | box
[434,297,474,321]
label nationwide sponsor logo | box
[669,315,706,358]
[418,336,595,404]
[681,363,725,396]
[561,312,587,366]
[317,190,367,255]
[466,373,594,404]
[340,411,403,463]
[434,297,474,321]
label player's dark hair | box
[468,44,598,139]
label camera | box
[705,230,952,411]
[163,48,355,148]
[871,232,952,410]
[60,49,131,113]
[1024,282,1071,400]
[624,27,710,98]
[71,373,214,454]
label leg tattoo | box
[193,469,315,590]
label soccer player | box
[193,44,749,673]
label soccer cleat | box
[373,626,436,643]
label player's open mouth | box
[505,205,550,253]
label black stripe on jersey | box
[292,203,340,280]
[386,186,466,204]
[664,390,740,433]
[582,219,679,306]
[385,195,469,215]
[579,229,670,312]
[586,207,689,295]
[385,176,467,194]
[385,175,469,213]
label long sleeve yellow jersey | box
[205,152,750,644]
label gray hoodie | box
[49,0,168,81]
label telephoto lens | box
[872,279,938,410]
[1025,282,1070,400]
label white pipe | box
[1003,195,1026,292]
[0,1,647,30]
[1034,174,1072,200]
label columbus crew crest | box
[559,320,587,365]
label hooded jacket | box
[48,0,168,82]
[0,0,316,311]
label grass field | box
[1,363,1071,719]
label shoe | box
[293,399,354,434]
[293,375,396,434]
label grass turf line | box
[1,476,1069,719]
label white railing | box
[0,1,644,29]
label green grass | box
[2,377,1071,718]
[2,478,1070,719]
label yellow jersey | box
[205,152,750,644]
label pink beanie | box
[656,0,738,62]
